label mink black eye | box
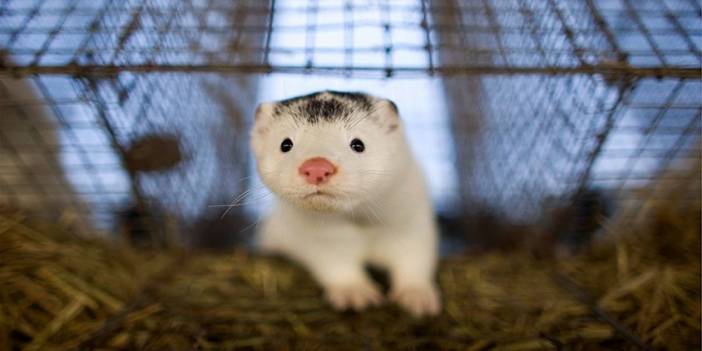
[280,138,293,153]
[350,138,365,153]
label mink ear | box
[376,98,401,133]
[378,98,399,118]
[251,102,276,138]
[254,102,275,122]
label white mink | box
[250,91,440,317]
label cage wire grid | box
[0,0,700,77]
[0,0,700,236]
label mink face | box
[251,91,409,212]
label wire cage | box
[0,0,701,349]
[0,0,700,244]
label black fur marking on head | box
[278,91,323,108]
[326,90,374,111]
[272,90,375,124]
[304,98,348,124]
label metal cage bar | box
[0,0,699,78]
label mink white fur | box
[251,91,440,317]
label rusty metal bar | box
[0,63,698,79]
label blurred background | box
[0,0,699,250]
[0,0,700,349]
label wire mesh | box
[0,0,699,77]
[0,0,699,238]
[0,74,128,230]
[0,0,264,237]
[446,74,623,220]
[437,0,700,224]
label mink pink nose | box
[298,157,337,185]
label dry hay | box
[0,195,699,350]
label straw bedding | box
[0,196,699,350]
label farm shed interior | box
[0,0,700,349]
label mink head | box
[251,91,410,212]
